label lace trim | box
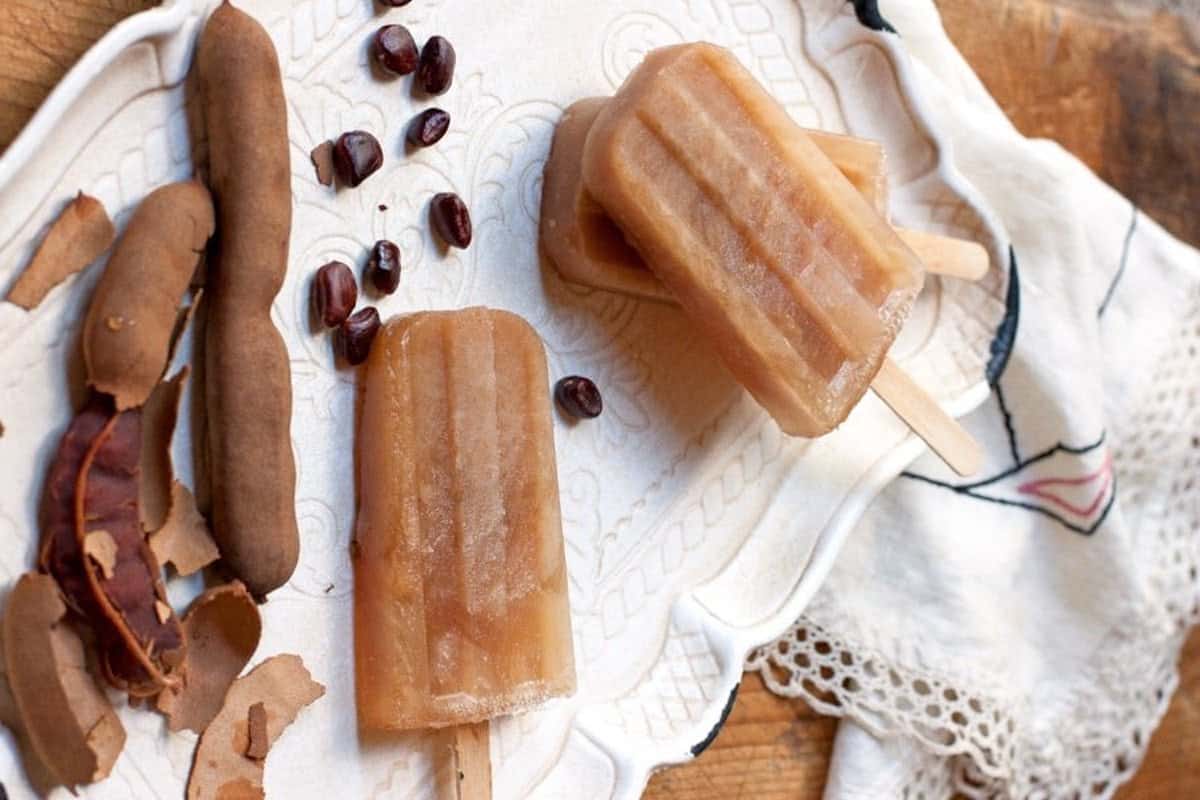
[748,279,1200,799]
[747,618,1022,780]
[903,757,956,800]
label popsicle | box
[582,43,981,474]
[583,43,921,434]
[542,98,986,304]
[353,307,575,736]
[542,99,675,303]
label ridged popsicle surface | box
[583,44,923,436]
[542,98,889,303]
[354,308,575,731]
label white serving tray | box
[0,0,1006,797]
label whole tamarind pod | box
[82,181,214,410]
[197,1,299,597]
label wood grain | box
[643,673,836,800]
[1114,627,1200,799]
[936,0,1200,247]
[0,1,1196,798]
[0,0,157,151]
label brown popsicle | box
[542,98,986,304]
[584,43,924,437]
[542,98,684,305]
[582,44,981,474]
[354,308,575,734]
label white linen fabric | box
[748,2,1200,797]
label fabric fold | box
[750,2,1200,797]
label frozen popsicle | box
[582,44,982,474]
[353,307,575,734]
[542,99,674,303]
[583,42,925,437]
[806,128,890,215]
[542,98,986,304]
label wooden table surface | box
[0,1,1196,798]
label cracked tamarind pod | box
[38,186,211,700]
[76,404,186,695]
[39,398,111,623]
[82,181,214,411]
[39,397,186,697]
[197,1,299,597]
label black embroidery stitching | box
[902,471,1117,536]
[995,382,1021,468]
[901,432,1112,535]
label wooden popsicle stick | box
[438,722,492,800]
[871,358,983,477]
[896,228,990,281]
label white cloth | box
[748,2,1200,797]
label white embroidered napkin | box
[749,2,1200,797]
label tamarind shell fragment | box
[157,581,261,734]
[5,192,115,311]
[3,573,126,791]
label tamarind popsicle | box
[544,98,987,303]
[582,43,925,437]
[354,308,575,732]
[543,98,888,303]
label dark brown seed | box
[406,108,451,148]
[313,261,357,328]
[377,0,412,6]
[429,193,472,248]
[555,376,603,419]
[337,307,382,366]
[417,36,456,95]
[373,25,418,75]
[367,240,402,294]
[333,131,384,188]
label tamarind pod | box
[82,181,214,411]
[196,1,299,597]
[38,396,184,695]
[75,407,185,695]
[38,397,111,621]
